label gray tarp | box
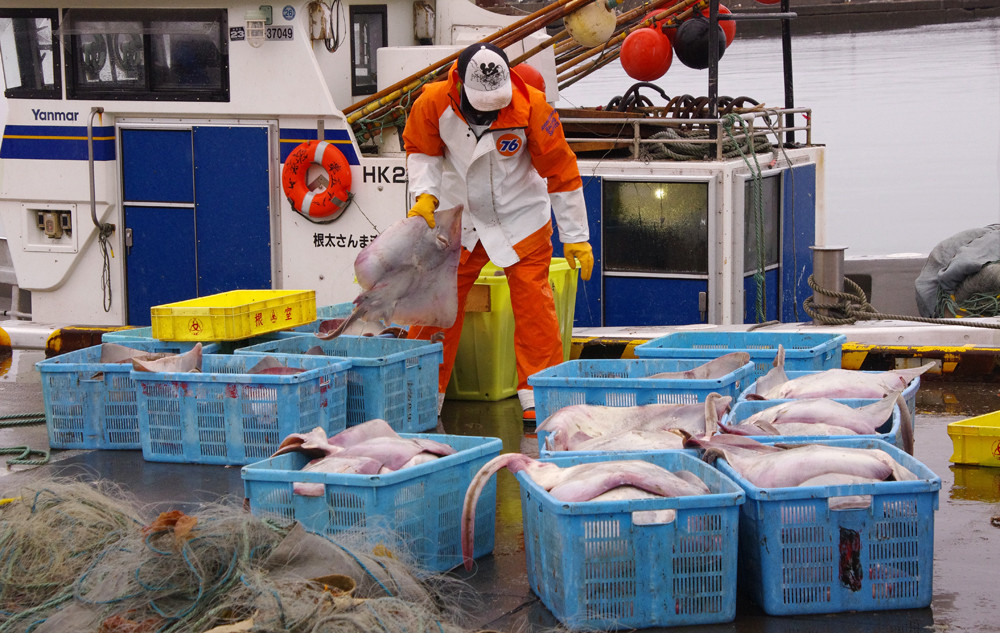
[915,224,1000,317]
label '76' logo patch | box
[496,133,522,157]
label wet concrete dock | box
[1,347,999,632]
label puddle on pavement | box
[916,378,1000,417]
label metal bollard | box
[809,245,848,316]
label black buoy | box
[673,16,727,70]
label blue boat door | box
[120,125,272,325]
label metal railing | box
[559,107,813,161]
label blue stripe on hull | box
[0,125,116,160]
[1,125,361,165]
[279,128,359,165]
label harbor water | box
[558,17,1000,258]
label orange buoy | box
[514,63,546,93]
[620,28,673,81]
[700,4,736,47]
[282,140,353,222]
[643,10,678,43]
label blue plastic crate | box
[527,358,754,426]
[520,451,744,630]
[290,302,354,333]
[35,341,219,450]
[738,369,920,422]
[724,399,903,450]
[236,335,443,432]
[714,438,941,615]
[102,326,304,353]
[134,353,350,465]
[634,331,846,384]
[241,434,501,573]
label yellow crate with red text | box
[150,290,316,342]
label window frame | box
[349,4,387,97]
[0,8,62,100]
[63,8,229,102]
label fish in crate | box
[462,451,744,629]
[536,391,730,453]
[683,433,941,615]
[242,419,501,572]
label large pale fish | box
[246,355,307,375]
[130,342,203,373]
[686,434,917,488]
[273,419,456,493]
[99,342,175,364]
[293,454,385,496]
[327,418,398,449]
[749,345,934,400]
[555,429,686,452]
[340,435,456,471]
[729,392,900,435]
[461,453,710,570]
[646,352,751,380]
[537,392,730,452]
[272,426,337,458]
[316,205,463,339]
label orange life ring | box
[282,140,353,221]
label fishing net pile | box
[0,479,479,633]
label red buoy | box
[620,28,673,81]
[700,4,736,47]
[513,63,546,93]
[755,0,781,5]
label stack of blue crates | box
[36,340,218,450]
[634,331,846,384]
[133,352,351,465]
[237,335,443,432]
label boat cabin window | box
[349,5,386,96]
[603,181,709,275]
[743,174,780,273]
[0,9,61,99]
[63,9,228,102]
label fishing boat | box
[0,0,832,332]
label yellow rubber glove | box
[407,193,438,228]
[564,242,594,281]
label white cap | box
[460,44,512,112]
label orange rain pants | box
[409,233,563,394]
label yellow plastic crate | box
[446,258,578,401]
[150,290,317,342]
[947,410,1000,467]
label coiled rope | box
[804,275,1000,330]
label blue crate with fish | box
[634,331,846,384]
[241,434,502,573]
[36,340,219,450]
[236,335,442,432]
[527,357,754,425]
[519,450,744,630]
[133,353,350,465]
[101,325,306,353]
[737,368,922,422]
[723,398,904,450]
[713,438,941,615]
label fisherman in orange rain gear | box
[403,42,594,424]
